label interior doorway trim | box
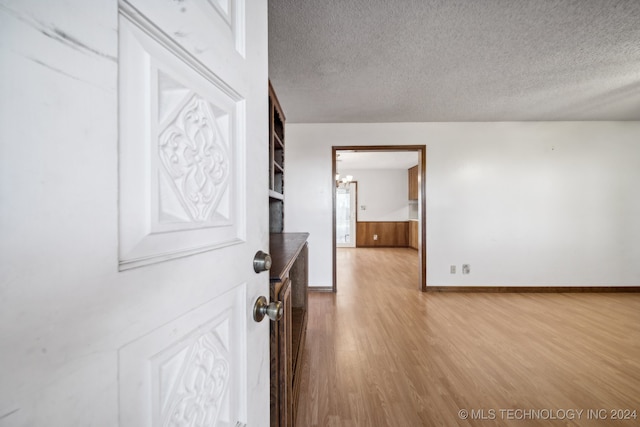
[332,145,427,292]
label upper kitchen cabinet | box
[408,165,419,200]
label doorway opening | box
[332,145,427,292]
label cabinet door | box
[279,279,293,426]
[271,278,292,427]
[408,165,419,200]
[410,221,419,249]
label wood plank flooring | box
[295,248,640,426]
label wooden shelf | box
[269,81,285,233]
[269,190,284,200]
[274,132,284,148]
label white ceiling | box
[268,0,640,123]
[336,151,419,170]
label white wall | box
[340,168,409,221]
[285,122,640,288]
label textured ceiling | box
[268,0,640,123]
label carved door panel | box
[0,0,268,426]
[117,1,269,426]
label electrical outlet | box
[462,264,470,274]
[373,234,378,240]
[450,265,456,274]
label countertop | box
[269,232,309,282]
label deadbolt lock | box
[253,250,272,273]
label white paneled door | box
[0,1,269,426]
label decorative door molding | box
[118,2,247,270]
[119,284,247,427]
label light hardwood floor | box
[295,248,640,426]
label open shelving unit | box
[269,81,286,233]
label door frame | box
[331,145,427,292]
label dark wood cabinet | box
[268,82,308,427]
[269,233,309,427]
[409,220,419,249]
[408,165,419,200]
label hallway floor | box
[295,248,640,426]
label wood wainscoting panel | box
[356,221,409,247]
